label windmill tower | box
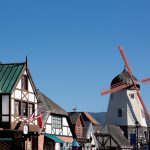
[101,47,150,143]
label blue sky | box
[0,1,150,112]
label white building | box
[106,69,148,145]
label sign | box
[23,124,28,135]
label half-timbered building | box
[95,125,133,150]
[0,61,39,149]
[37,90,74,150]
[68,112,100,150]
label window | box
[14,100,31,116]
[77,125,82,137]
[52,115,62,129]
[28,103,34,116]
[130,93,134,99]
[14,101,20,115]
[118,108,122,117]
[110,94,113,99]
[22,102,27,116]
[21,75,28,90]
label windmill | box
[101,46,150,123]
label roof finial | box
[73,107,77,112]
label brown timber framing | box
[95,133,119,148]
[10,65,38,129]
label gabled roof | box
[68,112,82,125]
[68,112,99,126]
[0,63,25,93]
[95,125,133,149]
[82,112,100,125]
[37,90,68,116]
[37,90,70,134]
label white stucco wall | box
[11,70,38,123]
[45,115,72,136]
[106,89,147,127]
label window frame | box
[22,102,28,116]
[130,93,134,99]
[52,115,62,129]
[21,75,28,91]
[76,125,82,137]
[28,103,34,116]
[14,100,21,115]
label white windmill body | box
[106,69,148,140]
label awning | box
[0,138,12,141]
[45,134,64,143]
[58,136,73,143]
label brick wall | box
[38,135,44,150]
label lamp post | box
[135,121,140,150]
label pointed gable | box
[0,63,25,93]
[82,112,100,125]
[68,112,82,124]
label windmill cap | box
[111,69,140,90]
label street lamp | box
[135,121,140,150]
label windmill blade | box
[135,90,150,120]
[141,77,150,84]
[101,83,133,96]
[118,47,150,119]
[118,46,133,76]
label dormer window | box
[21,75,28,90]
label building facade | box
[106,69,148,148]
[0,61,39,149]
[37,90,74,150]
[69,112,99,150]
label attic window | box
[21,75,28,90]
